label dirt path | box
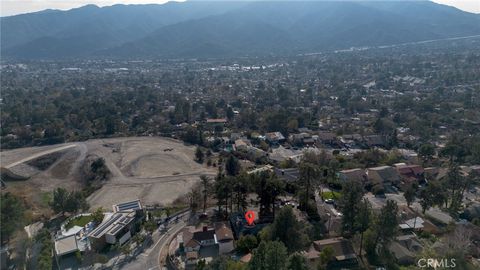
[3,144,77,168]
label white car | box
[324,198,335,204]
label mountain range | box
[2,0,480,60]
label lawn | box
[65,215,93,230]
[321,191,342,200]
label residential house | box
[180,224,235,268]
[265,132,285,145]
[247,147,267,161]
[363,135,386,148]
[193,226,216,247]
[337,168,367,185]
[269,146,303,163]
[182,228,198,252]
[394,163,425,188]
[388,234,423,265]
[290,133,304,146]
[367,166,401,187]
[399,217,425,231]
[303,237,358,269]
[290,133,315,147]
[54,222,91,259]
[340,134,363,148]
[88,211,136,250]
[316,132,337,146]
[215,223,234,254]
[205,118,227,132]
[234,139,250,151]
[182,226,217,253]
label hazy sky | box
[1,0,479,16]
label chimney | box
[203,226,208,232]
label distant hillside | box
[2,1,480,59]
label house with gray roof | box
[367,165,401,186]
[88,211,136,250]
[388,234,423,265]
[338,168,367,185]
[303,237,358,269]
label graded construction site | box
[1,137,216,215]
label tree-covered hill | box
[2,1,479,59]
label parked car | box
[324,198,335,204]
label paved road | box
[156,222,187,268]
[315,187,342,217]
[116,212,190,270]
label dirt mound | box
[26,150,65,170]
[1,164,39,180]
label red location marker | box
[245,210,255,226]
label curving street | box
[115,212,190,270]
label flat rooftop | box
[113,199,142,212]
[88,211,135,239]
[55,235,78,256]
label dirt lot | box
[1,137,216,215]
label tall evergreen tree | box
[250,241,288,270]
[372,200,399,252]
[269,206,310,252]
[339,179,363,236]
[287,253,308,270]
[226,154,240,176]
[200,175,210,213]
[195,147,205,163]
[403,184,416,207]
[298,162,319,209]
[356,198,372,260]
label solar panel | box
[115,200,141,212]
[109,224,123,235]
[124,217,134,223]
[118,217,127,223]
[90,214,122,237]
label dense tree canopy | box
[267,206,310,253]
[1,192,25,242]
